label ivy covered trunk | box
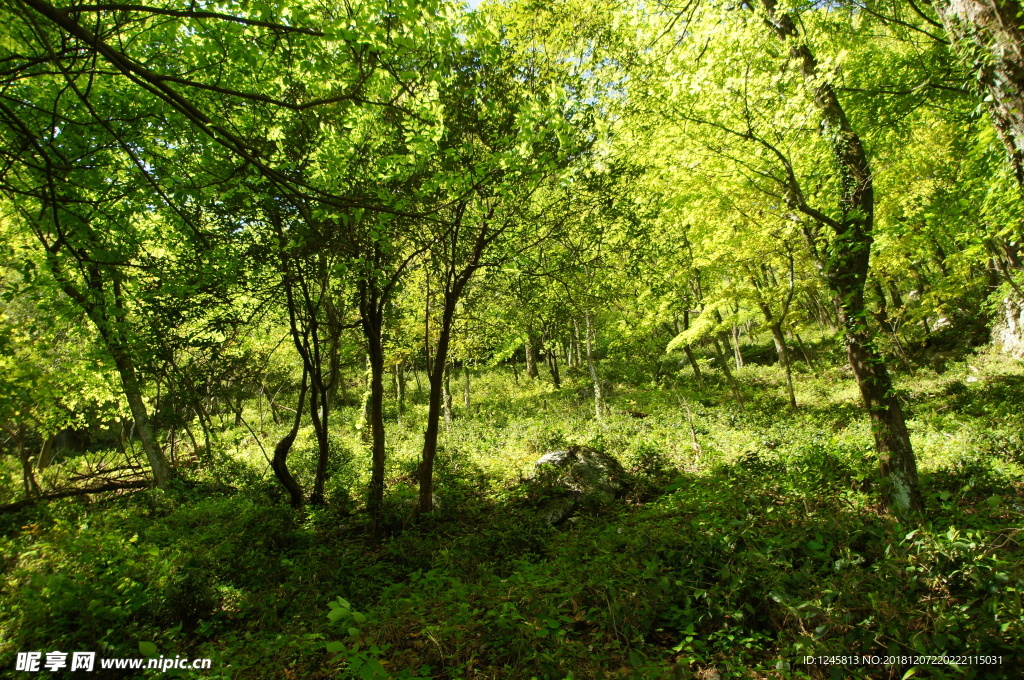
[760,0,923,514]
[935,0,1024,186]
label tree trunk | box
[547,345,562,389]
[760,0,922,514]
[936,0,1024,186]
[309,377,330,505]
[585,312,605,420]
[111,346,173,489]
[792,331,817,375]
[770,323,797,409]
[421,296,460,514]
[712,337,744,408]
[681,310,704,382]
[525,331,539,378]
[37,434,54,470]
[359,285,388,537]
[357,354,372,444]
[395,364,406,421]
[841,301,922,514]
[683,344,703,382]
[731,324,744,369]
[463,363,470,410]
[271,366,307,507]
[442,363,454,424]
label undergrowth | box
[1,348,1022,679]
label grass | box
[1,346,1022,679]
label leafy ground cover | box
[1,348,1022,680]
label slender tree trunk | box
[547,345,562,389]
[110,346,173,489]
[365,331,387,535]
[525,331,539,378]
[395,364,406,421]
[463,363,470,410]
[585,312,605,420]
[681,310,704,382]
[712,337,744,408]
[181,424,198,463]
[792,331,817,375]
[37,435,54,471]
[4,426,40,498]
[511,354,520,384]
[359,285,388,537]
[573,319,584,368]
[770,323,797,409]
[441,362,453,424]
[421,294,461,513]
[309,379,330,505]
[358,354,372,444]
[271,366,307,507]
[683,345,703,382]
[731,324,744,369]
[419,208,490,514]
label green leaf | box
[139,641,158,657]
[325,641,346,654]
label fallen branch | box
[0,480,151,514]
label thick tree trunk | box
[37,435,54,470]
[936,0,1024,186]
[271,367,307,507]
[840,299,922,513]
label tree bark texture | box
[936,0,1024,186]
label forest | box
[1,0,1023,677]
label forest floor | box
[1,344,1023,679]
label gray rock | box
[530,446,627,524]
